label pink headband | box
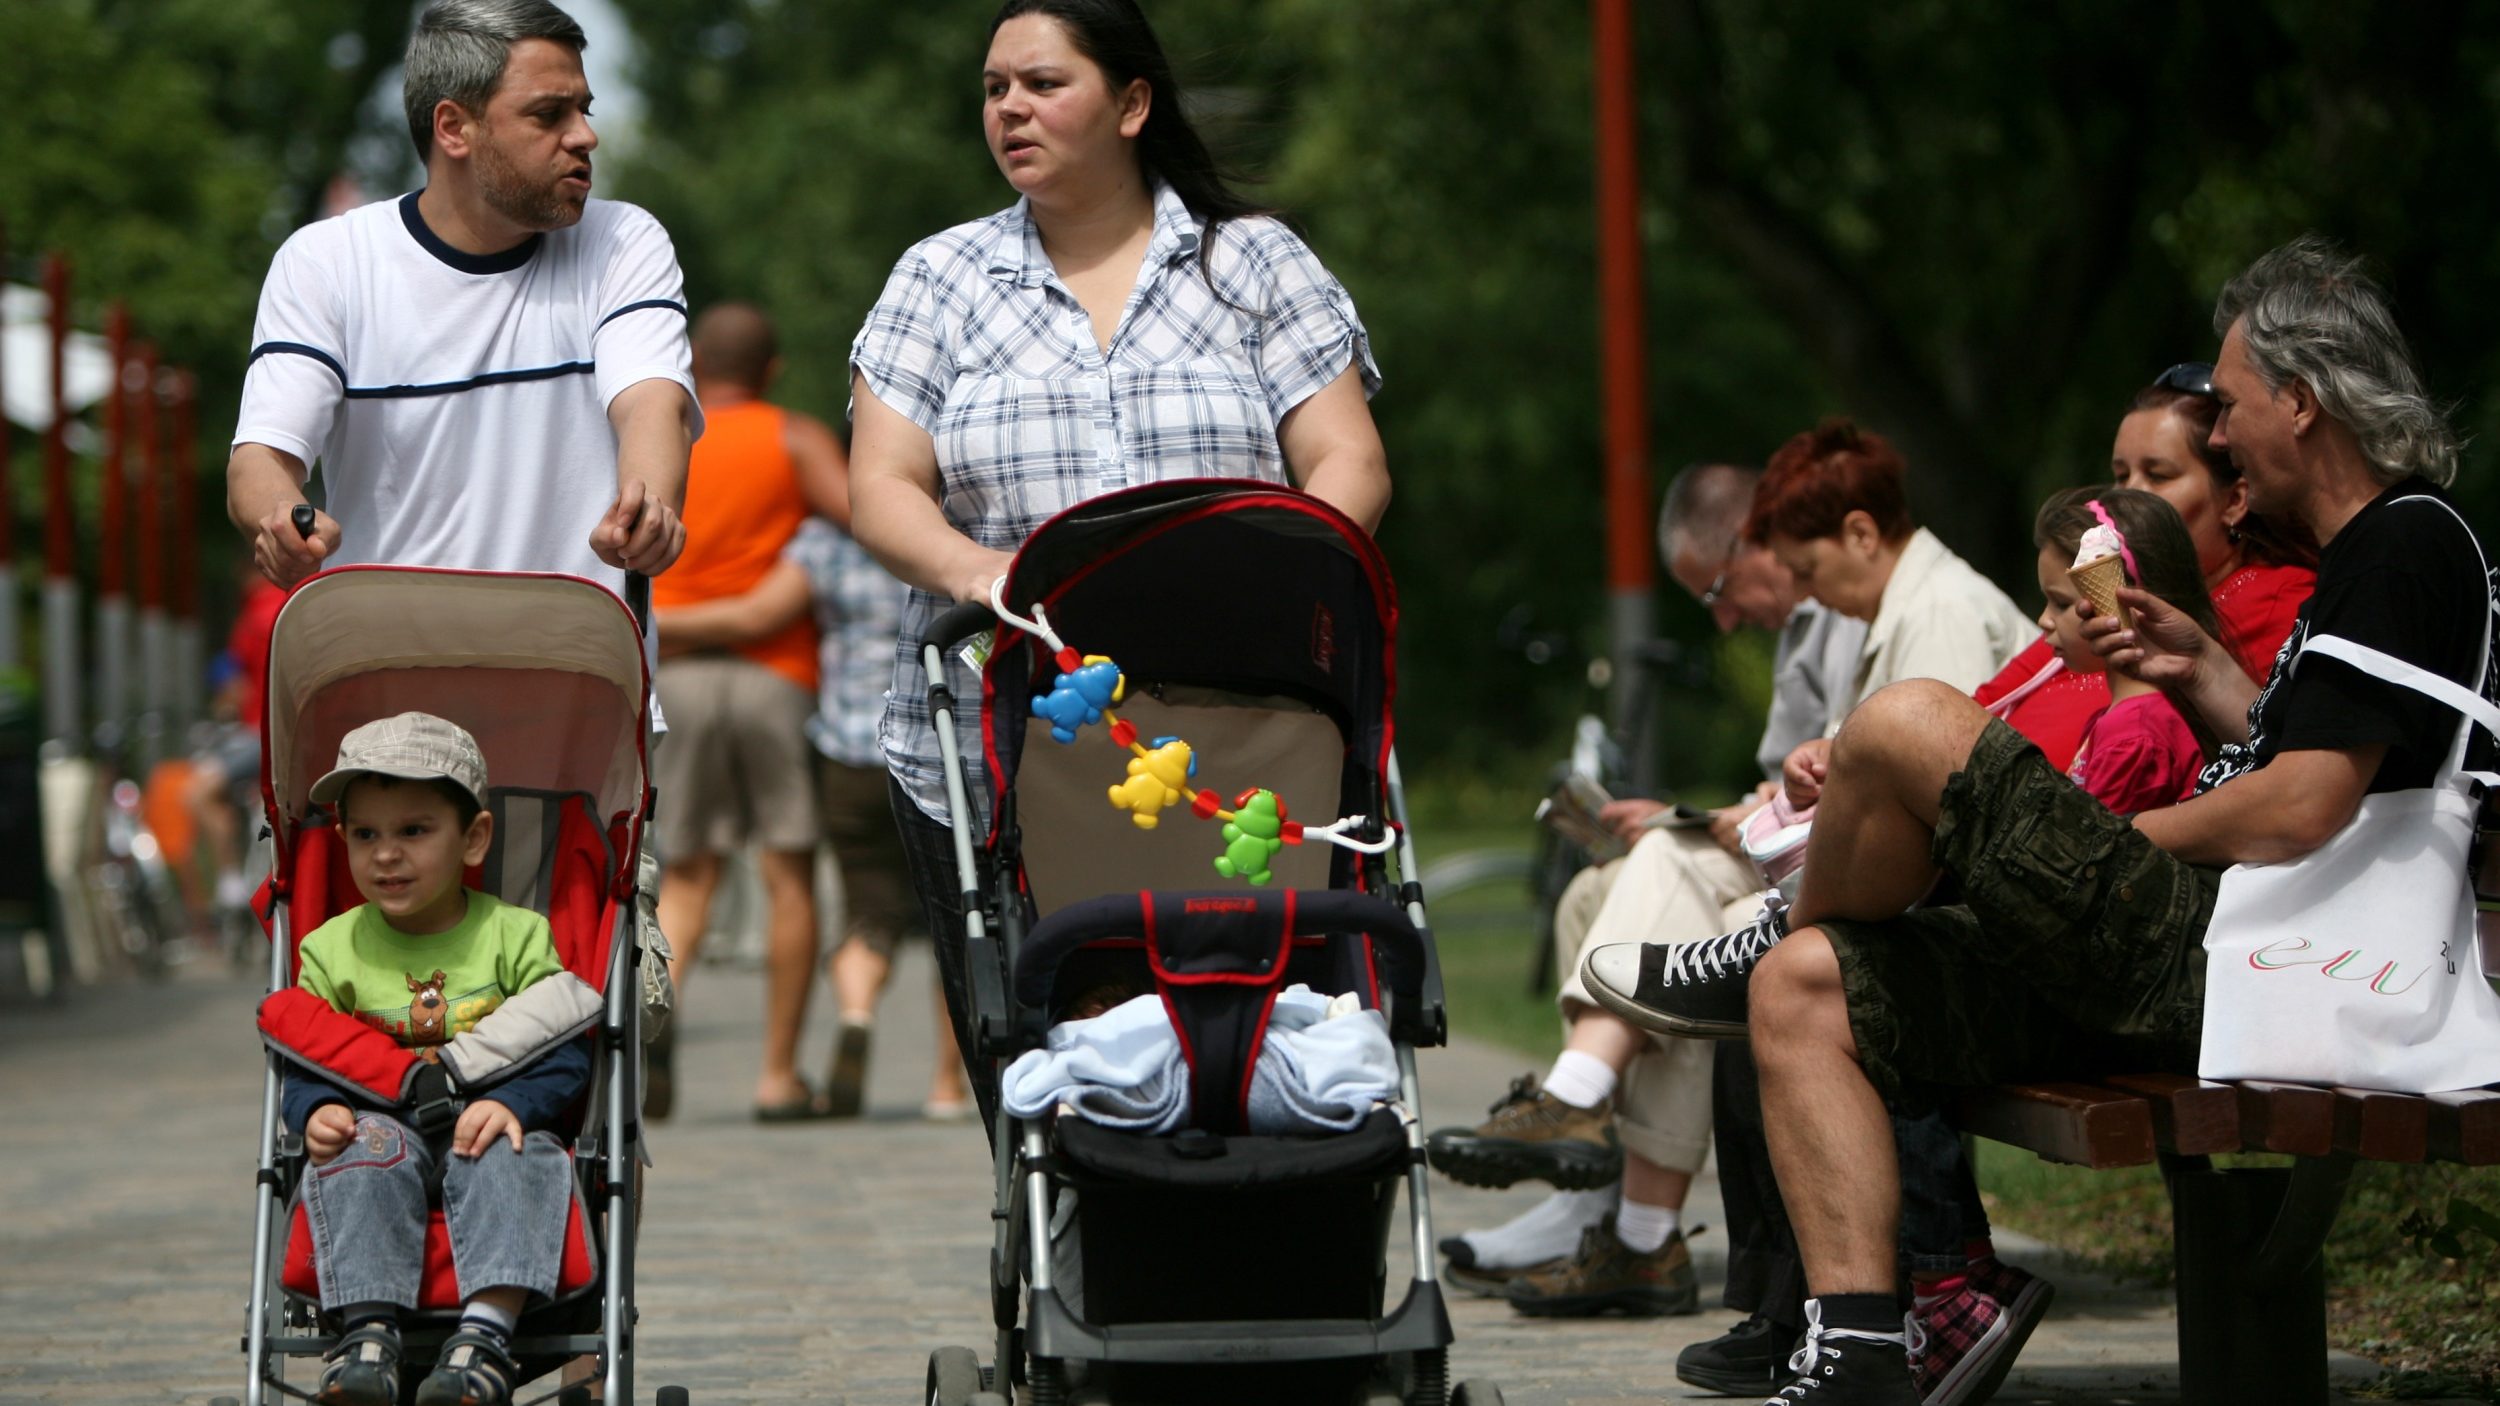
[2088,500,2140,582]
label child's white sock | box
[1455,1183,1619,1270]
[458,1297,517,1342]
[1614,1198,1681,1254]
[1541,1049,1618,1110]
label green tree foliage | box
[1,0,408,605]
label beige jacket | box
[1837,527,2038,727]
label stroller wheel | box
[926,1346,982,1406]
[656,1388,691,1406]
[1405,1348,1448,1406]
[1451,1383,1506,1406]
[1026,1356,1069,1406]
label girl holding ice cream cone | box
[2034,487,2219,814]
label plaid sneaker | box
[1425,1074,1623,1190]
[1503,1217,1702,1317]
[1581,893,1788,1039]
[1909,1260,2055,1406]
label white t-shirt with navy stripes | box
[233,191,700,599]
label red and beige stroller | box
[917,481,1502,1406]
[226,567,678,1406]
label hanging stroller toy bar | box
[991,582,1397,885]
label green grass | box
[1406,820,1562,1065]
[1973,1140,2500,1400]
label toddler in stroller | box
[283,712,590,1406]
[233,567,675,1406]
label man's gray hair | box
[403,0,588,160]
[2213,235,2457,488]
[1658,462,1762,565]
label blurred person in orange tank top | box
[648,302,850,1120]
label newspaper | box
[1535,774,1629,862]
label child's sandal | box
[313,1320,402,1406]
[413,1325,518,1406]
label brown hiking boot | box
[1425,1074,1623,1189]
[1506,1216,1702,1318]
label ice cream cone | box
[2068,553,2133,629]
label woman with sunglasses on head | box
[844,0,1387,1122]
[2112,362,2317,678]
[1972,365,2320,770]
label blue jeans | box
[298,1111,574,1310]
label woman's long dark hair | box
[990,0,1269,256]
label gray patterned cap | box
[309,711,488,811]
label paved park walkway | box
[2,950,2398,1404]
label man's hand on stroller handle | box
[304,1103,356,1165]
[955,552,1015,607]
[593,477,687,576]
[254,498,339,588]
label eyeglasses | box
[1697,539,1740,610]
[2154,361,2215,397]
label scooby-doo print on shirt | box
[345,969,508,1046]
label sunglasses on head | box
[2155,361,2215,397]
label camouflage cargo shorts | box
[1820,718,2223,1107]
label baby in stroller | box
[282,713,593,1406]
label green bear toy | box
[1214,789,1287,886]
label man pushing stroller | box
[282,714,592,1406]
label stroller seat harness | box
[990,581,1399,885]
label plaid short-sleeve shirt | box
[851,178,1380,824]
[784,518,906,769]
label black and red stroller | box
[227,567,678,1406]
[916,481,1501,1406]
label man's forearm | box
[227,444,308,535]
[2174,637,2263,746]
[612,380,693,510]
[2132,746,2380,867]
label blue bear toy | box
[1034,655,1124,744]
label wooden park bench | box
[1951,1076,2500,1403]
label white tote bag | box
[2200,498,2500,1092]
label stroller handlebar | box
[928,600,999,656]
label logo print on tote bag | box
[2246,936,2437,994]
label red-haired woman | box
[1746,421,2038,808]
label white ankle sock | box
[1613,1198,1680,1253]
[1541,1049,1618,1110]
[1458,1183,1619,1269]
[459,1298,517,1338]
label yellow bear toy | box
[1108,738,1195,830]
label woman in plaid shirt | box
[845,0,1391,1115]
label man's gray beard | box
[475,133,582,232]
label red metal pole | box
[42,255,72,588]
[1594,0,1651,595]
[1592,0,1655,757]
[135,343,163,617]
[99,305,129,603]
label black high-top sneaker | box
[1582,892,1789,1039]
[1763,1298,1922,1404]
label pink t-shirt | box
[2068,691,2204,815]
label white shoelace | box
[1658,895,1788,987]
[1765,1299,1923,1401]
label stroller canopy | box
[260,567,649,874]
[983,479,1398,815]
